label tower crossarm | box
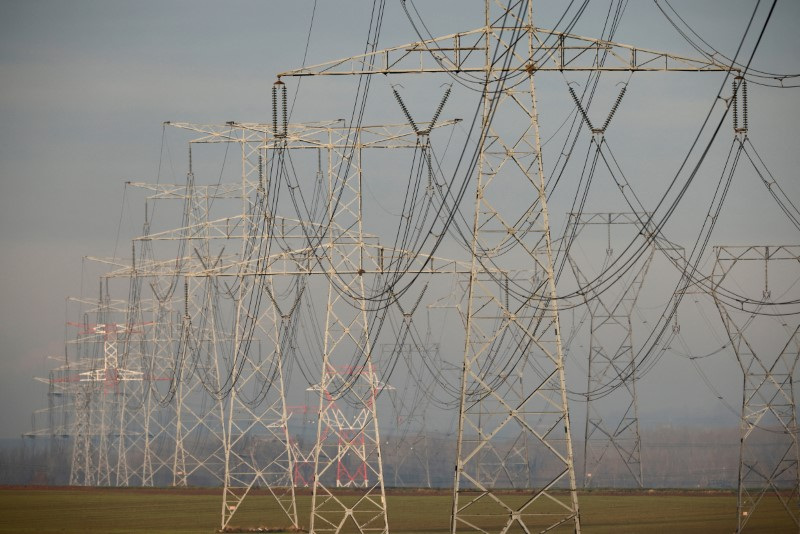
[127,182,247,201]
[164,120,341,143]
[166,119,461,149]
[132,214,333,243]
[278,26,736,78]
[184,242,479,278]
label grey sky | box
[1,1,799,439]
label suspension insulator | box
[732,78,739,131]
[258,153,264,191]
[568,85,594,131]
[411,283,428,314]
[184,280,189,319]
[428,85,452,132]
[742,78,748,132]
[281,83,288,137]
[600,85,627,132]
[425,146,433,194]
[272,83,278,135]
[391,86,419,134]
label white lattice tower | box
[141,296,181,487]
[276,2,736,530]
[451,3,581,528]
[28,365,74,484]
[288,405,320,488]
[111,120,462,530]
[221,272,298,530]
[564,212,657,489]
[172,153,230,488]
[216,125,299,530]
[88,317,148,487]
[711,245,800,532]
[127,165,264,488]
[128,125,300,524]
[310,362,386,531]
[474,369,534,491]
[63,290,148,487]
[309,130,389,533]
[384,342,437,488]
[69,383,95,485]
[29,366,73,442]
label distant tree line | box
[0,424,787,489]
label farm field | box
[0,487,793,533]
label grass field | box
[0,487,794,533]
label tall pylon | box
[385,341,438,489]
[307,131,388,533]
[711,245,800,533]
[278,2,734,530]
[64,289,148,487]
[116,119,465,531]
[565,212,655,489]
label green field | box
[0,487,794,533]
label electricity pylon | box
[31,353,88,485]
[125,130,295,529]
[311,154,389,533]
[565,212,656,489]
[279,1,734,531]
[385,341,438,489]
[711,245,800,533]
[187,118,471,533]
[118,119,467,531]
[59,289,149,487]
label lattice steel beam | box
[711,245,800,533]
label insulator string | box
[391,85,419,134]
[600,85,626,132]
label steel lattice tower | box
[711,245,800,533]
[278,1,735,530]
[117,119,467,531]
[565,212,656,489]
[63,291,148,487]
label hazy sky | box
[1,1,799,439]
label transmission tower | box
[126,129,296,528]
[384,341,438,489]
[117,118,468,530]
[279,1,735,531]
[564,212,657,489]
[287,405,319,488]
[59,289,149,487]
[203,118,468,532]
[711,245,800,532]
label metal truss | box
[171,120,464,532]
[711,245,800,533]
[287,405,320,488]
[221,274,298,530]
[474,370,534,491]
[303,137,389,534]
[58,293,150,487]
[28,366,72,440]
[120,120,468,531]
[564,212,658,489]
[384,342,439,489]
[278,16,733,78]
[139,295,181,487]
[276,1,740,531]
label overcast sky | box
[1,1,799,440]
